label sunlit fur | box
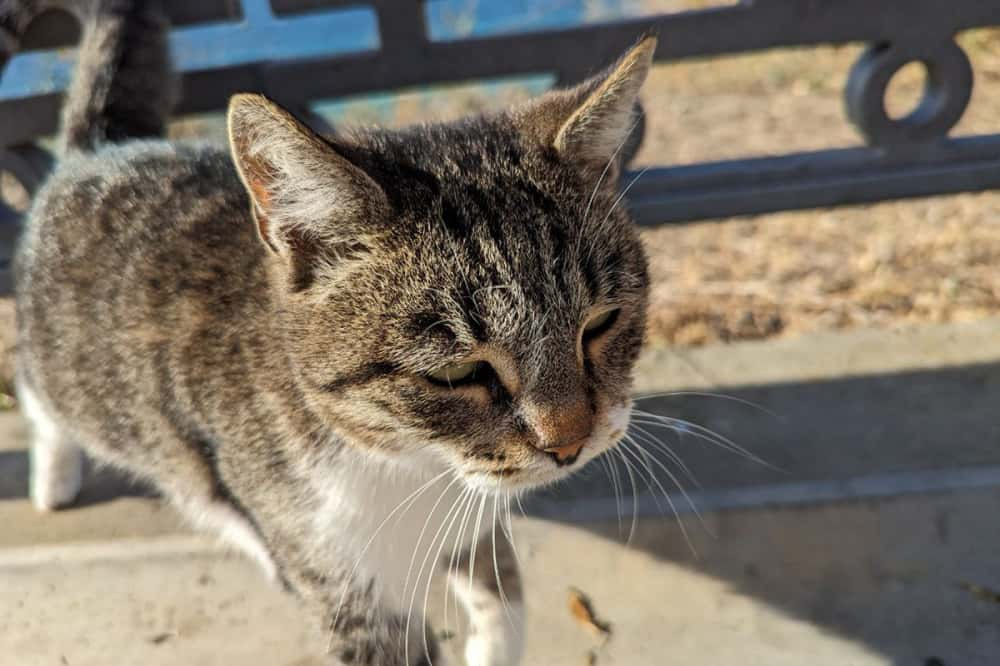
[263,117,650,494]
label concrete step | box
[4,488,1000,665]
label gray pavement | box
[5,491,1000,666]
[5,319,1000,665]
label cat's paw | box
[30,442,83,511]
[460,597,524,666]
[463,619,524,666]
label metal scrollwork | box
[846,38,974,147]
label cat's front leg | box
[448,531,524,666]
[279,560,439,666]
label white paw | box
[30,442,83,511]
[462,602,524,666]
[464,630,522,666]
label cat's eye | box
[583,308,620,340]
[426,360,488,387]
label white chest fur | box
[308,447,491,610]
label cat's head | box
[227,36,655,492]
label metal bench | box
[1,0,999,292]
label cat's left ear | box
[226,94,388,261]
[518,34,656,172]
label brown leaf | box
[568,587,612,641]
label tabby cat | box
[11,1,654,663]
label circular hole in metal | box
[883,60,928,121]
[1,171,30,214]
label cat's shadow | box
[0,448,154,506]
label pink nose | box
[543,437,587,465]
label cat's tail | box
[2,0,175,154]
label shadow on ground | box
[0,448,154,505]
[530,359,1000,666]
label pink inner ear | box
[250,176,279,252]
[250,176,271,211]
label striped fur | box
[15,3,655,662]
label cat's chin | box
[458,402,633,495]
[460,469,568,495]
[459,447,610,494]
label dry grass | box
[633,28,1000,347]
[641,194,1000,346]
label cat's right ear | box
[226,94,387,263]
[515,35,656,175]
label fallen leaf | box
[568,587,611,642]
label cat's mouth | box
[462,404,631,493]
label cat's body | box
[12,1,654,664]
[19,130,491,663]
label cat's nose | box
[527,398,594,466]
[544,437,588,466]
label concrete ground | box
[6,490,1000,666]
[5,320,1000,665]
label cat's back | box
[17,139,259,314]
[20,140,246,269]
[15,139,266,431]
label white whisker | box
[582,115,642,226]
[599,453,625,536]
[498,490,520,564]
[514,493,528,520]
[402,476,461,609]
[595,165,650,233]
[444,487,477,631]
[629,423,700,487]
[405,485,469,666]
[630,408,778,470]
[625,436,711,537]
[491,490,519,634]
[634,391,780,418]
[613,447,639,546]
[619,441,697,557]
[419,487,472,665]
[468,492,488,596]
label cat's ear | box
[519,34,656,171]
[226,94,387,263]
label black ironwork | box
[1,0,999,278]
